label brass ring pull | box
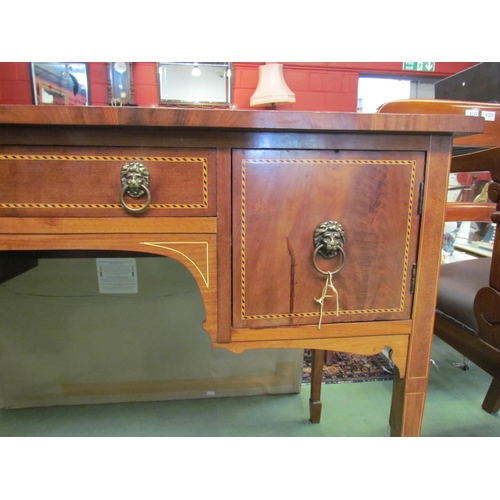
[120,162,151,215]
[313,244,346,275]
[120,184,151,214]
[312,220,346,275]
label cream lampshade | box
[250,63,296,107]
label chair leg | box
[482,378,500,414]
[325,350,334,366]
[309,349,325,423]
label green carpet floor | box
[1,336,498,437]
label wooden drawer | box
[0,147,216,217]
[232,149,425,328]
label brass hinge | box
[410,263,417,294]
[417,182,425,215]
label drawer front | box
[232,149,425,328]
[0,147,216,217]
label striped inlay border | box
[0,155,209,210]
[240,158,417,320]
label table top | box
[0,105,485,136]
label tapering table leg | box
[309,349,325,423]
[389,366,428,437]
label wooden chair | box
[382,100,500,413]
[377,99,500,413]
[435,146,500,413]
[309,100,500,422]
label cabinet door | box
[232,149,425,329]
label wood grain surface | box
[0,105,482,436]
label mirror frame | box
[157,62,233,107]
[31,62,90,106]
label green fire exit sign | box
[403,62,435,72]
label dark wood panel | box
[435,63,500,102]
[232,149,425,328]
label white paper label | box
[481,110,496,121]
[96,258,138,294]
[465,109,479,117]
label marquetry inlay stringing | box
[0,155,209,210]
[239,158,417,320]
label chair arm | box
[377,99,498,148]
[446,202,496,222]
[451,147,500,179]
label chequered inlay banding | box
[240,158,416,320]
[0,155,209,209]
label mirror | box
[158,62,232,106]
[31,63,89,105]
[444,171,495,261]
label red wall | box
[0,62,478,112]
[234,62,478,111]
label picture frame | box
[31,63,89,106]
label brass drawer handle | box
[312,220,346,275]
[120,162,151,214]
